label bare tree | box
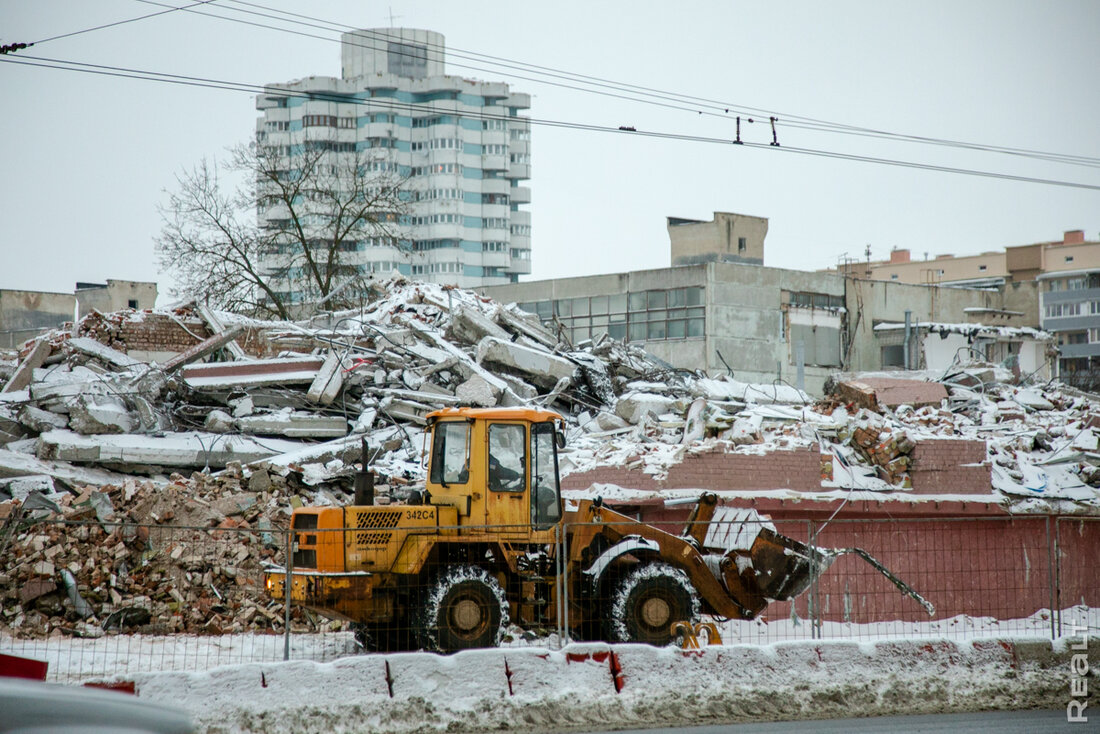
[157,141,408,319]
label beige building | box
[668,211,767,266]
[840,230,1099,286]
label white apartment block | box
[255,28,532,297]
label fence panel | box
[3,513,1094,684]
[1055,517,1100,638]
[1,520,298,683]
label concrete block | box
[476,336,575,389]
[455,374,500,407]
[0,474,56,500]
[2,339,52,393]
[0,413,26,446]
[182,356,322,390]
[449,305,510,344]
[237,411,347,438]
[35,429,303,469]
[306,351,345,406]
[383,399,433,425]
[0,447,138,488]
[595,411,630,431]
[67,337,142,370]
[204,409,236,434]
[68,394,136,435]
[615,392,676,425]
[68,394,134,435]
[498,373,538,401]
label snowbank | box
[110,636,1092,733]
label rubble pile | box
[3,275,1100,640]
[0,469,347,639]
[842,419,915,487]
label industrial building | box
[482,212,1047,394]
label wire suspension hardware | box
[770,116,780,147]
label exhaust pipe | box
[353,438,375,506]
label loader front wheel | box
[418,566,509,653]
[606,563,699,645]
[353,620,414,653]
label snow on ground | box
[88,633,1096,733]
[5,605,1093,685]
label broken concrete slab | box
[407,322,515,400]
[159,324,245,373]
[497,373,538,401]
[449,304,510,344]
[251,434,365,469]
[476,336,576,389]
[834,378,948,412]
[237,411,347,438]
[615,392,677,425]
[182,356,324,390]
[36,429,305,469]
[494,306,559,349]
[68,393,137,435]
[455,374,499,407]
[3,339,52,393]
[204,409,236,433]
[196,304,248,360]
[66,337,142,370]
[306,351,345,406]
[0,447,146,488]
[18,405,69,433]
[0,412,26,446]
[0,474,56,500]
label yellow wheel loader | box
[264,407,931,653]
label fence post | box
[561,522,570,645]
[283,527,293,661]
[1052,516,1061,640]
[808,519,821,640]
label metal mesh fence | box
[1,513,1096,684]
[1055,517,1100,638]
[1,520,296,682]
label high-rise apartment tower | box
[255,28,532,295]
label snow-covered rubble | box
[2,275,1100,644]
[2,274,1100,519]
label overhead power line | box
[4,53,1100,193]
[32,0,218,45]
[122,0,1100,171]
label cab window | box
[430,421,469,485]
[531,422,562,526]
[488,423,525,492]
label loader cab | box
[425,408,565,533]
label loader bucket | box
[744,527,834,601]
[729,528,936,615]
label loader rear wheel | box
[418,566,509,653]
[605,563,699,646]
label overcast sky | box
[2,0,1098,301]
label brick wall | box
[562,446,824,492]
[118,315,210,354]
[909,437,991,494]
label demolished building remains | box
[1,274,1098,641]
